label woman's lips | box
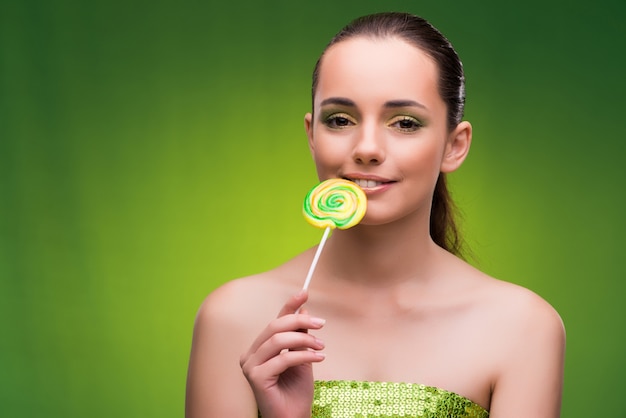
[351,178,384,188]
[343,176,396,192]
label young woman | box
[186,12,565,418]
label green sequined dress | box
[260,380,489,418]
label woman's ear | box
[304,113,315,154]
[441,121,472,173]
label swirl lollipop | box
[301,178,367,290]
[303,178,367,230]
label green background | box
[1,0,624,416]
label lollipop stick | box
[302,226,331,291]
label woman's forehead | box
[315,37,441,108]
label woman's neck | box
[318,215,446,288]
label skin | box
[186,37,566,418]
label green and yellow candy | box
[303,178,367,230]
[300,179,367,290]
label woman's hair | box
[310,12,467,257]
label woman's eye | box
[324,114,355,129]
[391,116,422,132]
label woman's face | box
[305,36,470,226]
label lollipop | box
[301,178,367,290]
[303,178,367,230]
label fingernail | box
[311,317,326,326]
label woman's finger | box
[249,330,324,365]
[276,290,308,317]
[242,314,325,363]
[244,349,326,385]
[245,290,318,353]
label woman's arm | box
[489,291,566,417]
[185,283,326,418]
[185,283,259,417]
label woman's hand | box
[240,290,326,418]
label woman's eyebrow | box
[319,97,427,110]
[384,99,427,110]
[320,97,356,107]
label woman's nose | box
[352,123,385,165]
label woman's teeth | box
[351,179,383,188]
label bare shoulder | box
[196,270,299,333]
[448,253,564,338]
[469,271,566,416]
[194,249,313,334]
[199,274,279,323]
[479,275,565,341]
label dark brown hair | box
[311,12,467,256]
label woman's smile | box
[343,175,397,194]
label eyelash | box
[389,116,422,132]
[323,113,356,129]
[322,113,423,132]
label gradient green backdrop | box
[1,0,624,416]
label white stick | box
[302,226,331,291]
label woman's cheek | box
[313,137,350,171]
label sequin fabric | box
[311,381,488,418]
[259,380,488,418]
[310,380,488,418]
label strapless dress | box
[311,380,488,418]
[259,380,488,417]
